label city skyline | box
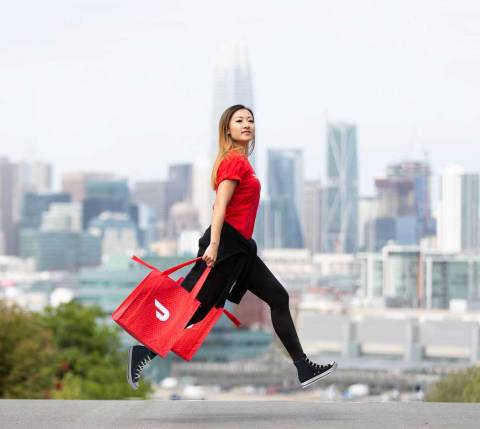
[2,151,478,208]
[1,1,479,196]
[3,2,480,408]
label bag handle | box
[131,255,160,271]
[131,254,212,301]
[222,308,241,327]
[163,257,212,301]
[162,256,206,276]
[131,255,203,275]
[189,264,212,300]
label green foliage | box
[43,301,152,399]
[0,300,152,399]
[51,363,152,400]
[426,367,480,402]
[0,301,58,398]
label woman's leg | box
[245,255,305,362]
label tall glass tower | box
[322,122,359,253]
[264,149,304,248]
[197,42,257,230]
[210,42,255,168]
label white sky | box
[1,0,479,195]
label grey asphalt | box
[1,400,479,429]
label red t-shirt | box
[213,151,261,240]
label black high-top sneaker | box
[127,345,156,390]
[293,354,338,388]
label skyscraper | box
[41,202,83,233]
[133,180,169,243]
[14,160,52,194]
[1,158,53,255]
[358,196,378,251]
[167,164,193,206]
[0,157,15,254]
[322,122,359,254]
[205,42,257,230]
[61,172,116,202]
[82,179,135,229]
[133,180,169,223]
[263,149,304,248]
[211,42,255,167]
[369,160,434,251]
[437,165,480,252]
[303,180,322,254]
[13,160,52,224]
[21,192,72,229]
[376,161,433,234]
[192,159,211,231]
[461,173,480,251]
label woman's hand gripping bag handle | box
[111,255,212,358]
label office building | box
[437,165,480,252]
[0,158,16,254]
[61,172,116,202]
[263,149,304,248]
[303,180,322,254]
[322,122,358,253]
[21,192,71,229]
[20,229,101,271]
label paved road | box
[1,400,479,429]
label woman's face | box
[228,109,255,145]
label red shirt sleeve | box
[216,154,248,189]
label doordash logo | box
[154,299,170,321]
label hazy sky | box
[1,0,479,196]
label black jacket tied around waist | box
[181,221,257,305]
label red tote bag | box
[112,255,211,358]
[171,307,241,361]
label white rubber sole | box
[300,361,338,389]
[126,347,138,390]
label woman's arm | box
[211,179,237,244]
[202,179,237,266]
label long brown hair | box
[210,104,255,190]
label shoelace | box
[134,355,153,380]
[305,357,329,372]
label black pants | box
[182,254,305,362]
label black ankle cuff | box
[293,353,307,363]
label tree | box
[0,301,59,398]
[42,301,152,399]
[427,367,480,402]
[0,300,152,399]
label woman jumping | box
[127,104,337,390]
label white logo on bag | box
[155,299,170,321]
